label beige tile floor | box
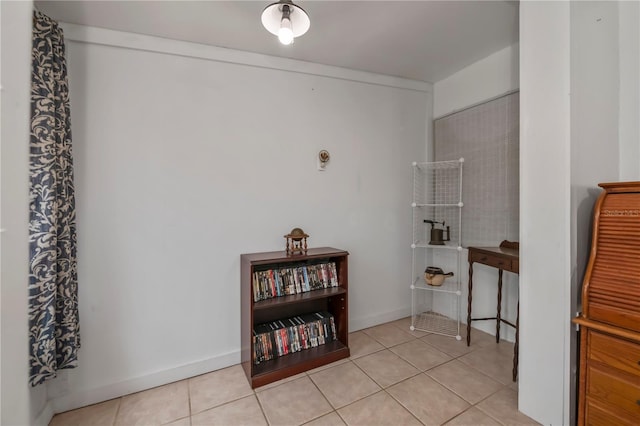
[50,317,540,426]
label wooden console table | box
[467,240,520,381]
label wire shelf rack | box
[410,158,464,340]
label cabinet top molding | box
[599,181,640,193]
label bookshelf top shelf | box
[241,247,349,265]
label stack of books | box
[252,262,339,302]
[253,311,337,364]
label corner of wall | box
[433,43,520,119]
[1,1,35,424]
[618,0,640,181]
[33,399,54,426]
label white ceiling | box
[35,0,519,83]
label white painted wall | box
[433,44,519,119]
[518,1,640,423]
[7,4,635,423]
[439,5,638,425]
[618,0,640,181]
[46,24,431,411]
[433,44,520,342]
[519,2,571,425]
[569,1,640,423]
[0,1,47,425]
[570,2,626,424]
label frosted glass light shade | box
[261,1,310,40]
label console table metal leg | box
[467,262,474,346]
[496,269,503,343]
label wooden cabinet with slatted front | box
[573,182,640,426]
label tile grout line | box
[51,321,517,426]
[454,354,515,386]
[388,325,525,426]
[472,386,518,426]
[309,359,387,416]
[349,344,387,360]
[346,352,430,422]
[381,386,428,425]
[304,373,340,425]
[311,360,378,410]
[381,370,447,418]
[111,397,123,426]
[356,325,514,425]
[474,403,509,426]
[441,405,483,426]
[190,389,262,419]
[382,388,429,426]
[424,359,510,404]
[253,387,271,425]
[186,379,192,426]
[333,407,349,425]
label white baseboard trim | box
[33,400,55,426]
[50,349,240,414]
[48,310,409,415]
[470,321,516,342]
[49,310,503,416]
[350,307,411,332]
[350,308,516,342]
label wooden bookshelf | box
[241,247,350,388]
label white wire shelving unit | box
[410,158,464,340]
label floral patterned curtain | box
[29,9,80,387]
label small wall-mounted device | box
[317,149,330,171]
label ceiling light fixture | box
[261,0,310,46]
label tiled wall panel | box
[434,92,520,247]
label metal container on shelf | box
[424,267,454,286]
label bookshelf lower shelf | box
[247,340,350,388]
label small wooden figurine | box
[285,227,309,255]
